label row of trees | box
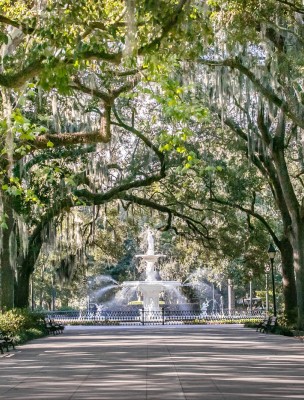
[0,0,303,327]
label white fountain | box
[123,229,182,314]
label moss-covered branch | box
[74,170,166,205]
[112,106,165,169]
[27,127,110,151]
[199,57,304,129]
[20,145,96,176]
[138,0,188,54]
[0,14,34,33]
[117,193,212,242]
[209,196,279,247]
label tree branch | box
[70,77,113,103]
[215,111,293,230]
[209,196,280,248]
[117,193,212,242]
[74,167,166,205]
[0,14,34,33]
[0,49,122,89]
[17,145,96,177]
[275,0,304,14]
[112,106,165,171]
[138,0,188,54]
[199,57,304,128]
[22,127,110,153]
[0,58,45,88]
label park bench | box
[0,338,6,354]
[44,318,64,335]
[256,316,277,333]
[256,317,270,332]
[0,331,15,354]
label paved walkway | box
[0,324,303,399]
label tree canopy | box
[0,0,304,328]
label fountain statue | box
[122,229,181,315]
[147,229,154,255]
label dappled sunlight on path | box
[0,325,303,399]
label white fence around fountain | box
[46,309,265,326]
[60,231,265,325]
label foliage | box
[244,319,294,337]
[0,308,46,343]
[13,328,46,345]
[0,0,302,329]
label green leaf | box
[47,141,54,147]
[9,186,22,196]
[0,222,8,229]
[0,32,8,44]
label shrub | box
[0,308,47,344]
[274,325,294,336]
[13,328,46,344]
[0,309,27,334]
[244,317,294,337]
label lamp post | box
[267,243,277,316]
[87,277,94,316]
[212,283,215,314]
[248,270,253,314]
[228,278,233,315]
[265,265,271,314]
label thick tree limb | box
[0,14,34,33]
[208,103,293,235]
[275,0,304,14]
[0,58,45,88]
[27,127,110,151]
[20,145,96,176]
[117,193,212,242]
[209,196,280,248]
[138,0,188,54]
[0,50,122,89]
[74,170,166,205]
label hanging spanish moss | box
[0,194,3,255]
[124,0,137,57]
[38,209,87,284]
[2,89,13,177]
[17,215,29,259]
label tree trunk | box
[0,194,15,310]
[14,269,31,308]
[288,222,304,329]
[278,236,298,324]
[14,226,44,308]
[271,127,304,329]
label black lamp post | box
[267,243,277,316]
[265,265,271,313]
[248,269,253,314]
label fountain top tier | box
[135,229,165,263]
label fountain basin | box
[123,280,182,313]
[123,280,181,289]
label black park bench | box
[256,316,277,333]
[0,331,15,354]
[44,318,64,335]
